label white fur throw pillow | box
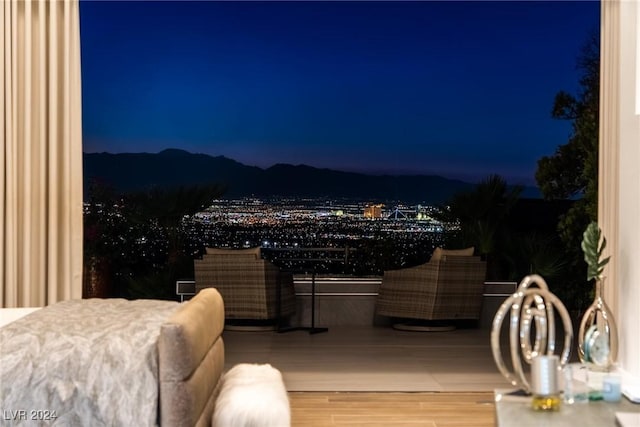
[212,363,291,427]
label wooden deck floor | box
[289,391,495,427]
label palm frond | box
[581,221,609,281]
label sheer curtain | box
[1,0,83,307]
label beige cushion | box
[430,246,474,262]
[205,247,261,259]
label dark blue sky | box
[80,1,599,185]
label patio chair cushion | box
[205,247,261,259]
[430,246,474,262]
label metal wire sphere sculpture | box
[491,274,573,392]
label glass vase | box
[577,277,618,370]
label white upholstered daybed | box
[0,288,225,426]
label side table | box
[494,389,640,427]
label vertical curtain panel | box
[1,0,83,307]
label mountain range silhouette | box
[83,148,539,204]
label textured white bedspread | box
[0,298,180,426]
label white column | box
[600,0,640,381]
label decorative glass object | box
[577,276,618,370]
[578,222,618,371]
[602,373,622,402]
[491,274,573,393]
[562,363,589,404]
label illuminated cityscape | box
[183,198,453,275]
[84,194,457,300]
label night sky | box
[80,1,600,185]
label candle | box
[531,355,561,411]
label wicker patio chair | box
[375,255,487,330]
[194,248,296,324]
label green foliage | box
[84,182,225,300]
[440,175,522,246]
[124,185,225,227]
[581,221,610,281]
[84,180,124,260]
[502,232,567,281]
[124,253,194,300]
[500,230,591,310]
[121,185,224,299]
[437,174,522,279]
[536,31,599,235]
[534,32,600,310]
[446,175,522,231]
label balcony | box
[177,275,516,329]
[177,275,516,391]
[291,276,517,329]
